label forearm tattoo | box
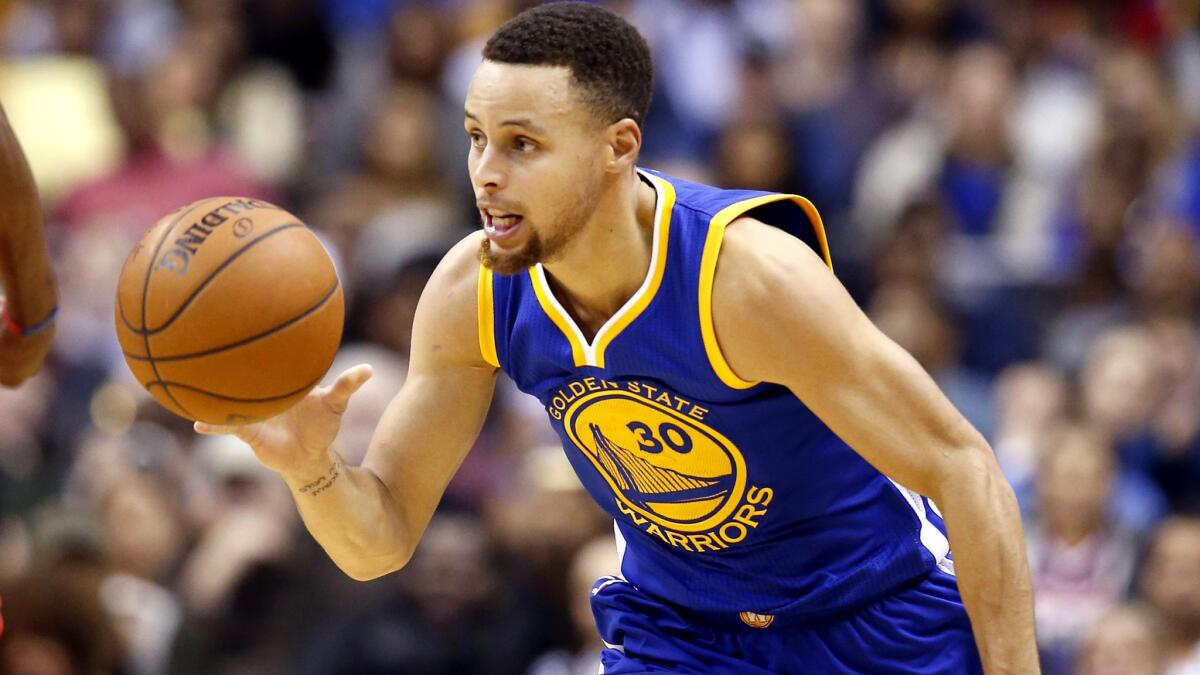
[297,457,342,496]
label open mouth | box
[483,211,524,245]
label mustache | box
[476,199,524,212]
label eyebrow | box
[464,109,546,135]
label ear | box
[604,118,642,174]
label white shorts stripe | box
[613,520,627,568]
[887,478,954,576]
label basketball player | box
[197,4,1038,672]
[0,103,57,388]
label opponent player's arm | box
[199,235,497,581]
[0,103,58,387]
[712,219,1039,674]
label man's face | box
[465,61,608,275]
[1036,436,1112,537]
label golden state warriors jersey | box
[479,169,953,621]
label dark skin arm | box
[0,104,57,387]
[713,217,1039,674]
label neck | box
[541,171,657,328]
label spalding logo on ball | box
[115,197,344,425]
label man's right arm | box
[199,234,498,581]
[306,233,498,580]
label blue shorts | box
[591,569,982,674]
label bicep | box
[716,223,989,499]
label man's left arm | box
[712,218,1038,674]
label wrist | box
[1,303,56,338]
[1,299,56,338]
[3,260,57,327]
[283,453,342,494]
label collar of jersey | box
[529,168,675,369]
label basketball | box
[114,197,344,425]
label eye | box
[468,131,486,149]
[514,137,538,152]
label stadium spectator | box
[1140,516,1200,675]
[1025,425,1137,675]
[1074,603,1166,675]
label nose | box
[471,145,506,194]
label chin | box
[480,237,541,276]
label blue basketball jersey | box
[479,168,954,623]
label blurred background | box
[0,0,1198,673]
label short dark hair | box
[482,2,653,126]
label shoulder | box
[712,216,834,313]
[411,231,491,368]
[709,217,855,382]
[424,231,485,307]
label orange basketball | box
[115,197,344,425]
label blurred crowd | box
[0,0,1198,673]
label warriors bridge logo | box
[553,378,773,553]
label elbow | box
[933,442,1015,507]
[334,546,414,582]
[342,565,398,583]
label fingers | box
[194,420,263,445]
[323,364,374,415]
[194,421,239,435]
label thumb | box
[322,364,374,415]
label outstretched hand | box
[195,364,373,480]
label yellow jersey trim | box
[477,263,500,368]
[528,169,675,368]
[531,264,589,367]
[591,173,675,367]
[700,194,833,390]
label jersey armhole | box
[699,194,833,390]
[477,263,500,369]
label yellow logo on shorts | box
[739,612,775,629]
[551,378,773,553]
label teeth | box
[491,215,520,228]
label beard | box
[479,230,546,276]
[479,180,601,276]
